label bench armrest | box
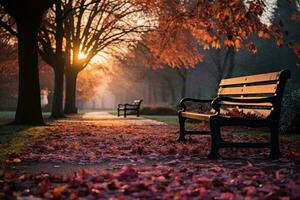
[211,96,276,113]
[179,98,213,111]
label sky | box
[261,0,277,25]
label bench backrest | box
[133,99,143,108]
[217,70,290,118]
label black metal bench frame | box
[177,70,290,159]
[117,99,143,117]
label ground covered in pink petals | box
[1,118,300,199]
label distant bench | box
[117,99,143,117]
[177,70,290,159]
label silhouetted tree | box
[176,68,188,98]
[62,0,151,114]
[38,1,65,118]
[0,0,57,125]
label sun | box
[78,52,87,60]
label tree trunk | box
[177,68,188,99]
[162,75,176,104]
[50,1,65,118]
[153,86,158,104]
[50,66,65,118]
[168,83,176,104]
[181,77,187,98]
[64,70,78,114]
[160,83,167,104]
[147,76,153,104]
[148,85,152,104]
[225,46,235,78]
[14,21,44,125]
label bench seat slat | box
[181,112,215,121]
[218,84,277,95]
[220,71,280,86]
[220,101,273,107]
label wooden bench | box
[117,99,143,117]
[177,70,290,159]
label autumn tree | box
[76,67,103,108]
[0,46,18,109]
[109,25,203,102]
[0,0,57,125]
[62,0,152,114]
[38,1,65,118]
[276,0,300,66]
[144,0,285,81]
[194,1,286,75]
[132,8,203,98]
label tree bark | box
[161,73,176,104]
[225,46,236,78]
[177,68,188,98]
[181,77,187,99]
[50,67,65,118]
[160,83,167,104]
[64,70,78,114]
[147,75,153,104]
[50,1,65,118]
[152,86,158,104]
[148,84,153,104]
[168,82,176,104]
[14,20,44,125]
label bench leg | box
[177,113,186,142]
[208,119,221,159]
[124,110,127,118]
[137,110,140,117]
[117,109,120,117]
[269,125,280,159]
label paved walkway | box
[82,111,167,126]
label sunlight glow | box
[78,52,88,60]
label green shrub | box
[140,106,177,115]
[280,89,300,134]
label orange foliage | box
[144,28,203,68]
[0,58,18,95]
[288,42,300,67]
[144,0,284,54]
[247,42,258,54]
[288,8,300,65]
[291,13,300,23]
[77,68,103,102]
[131,0,204,69]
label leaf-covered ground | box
[1,114,300,199]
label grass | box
[109,111,118,116]
[0,110,53,168]
[0,111,51,120]
[284,133,300,142]
[0,125,47,168]
[142,115,178,125]
[0,111,15,119]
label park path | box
[82,111,167,126]
[82,111,119,119]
